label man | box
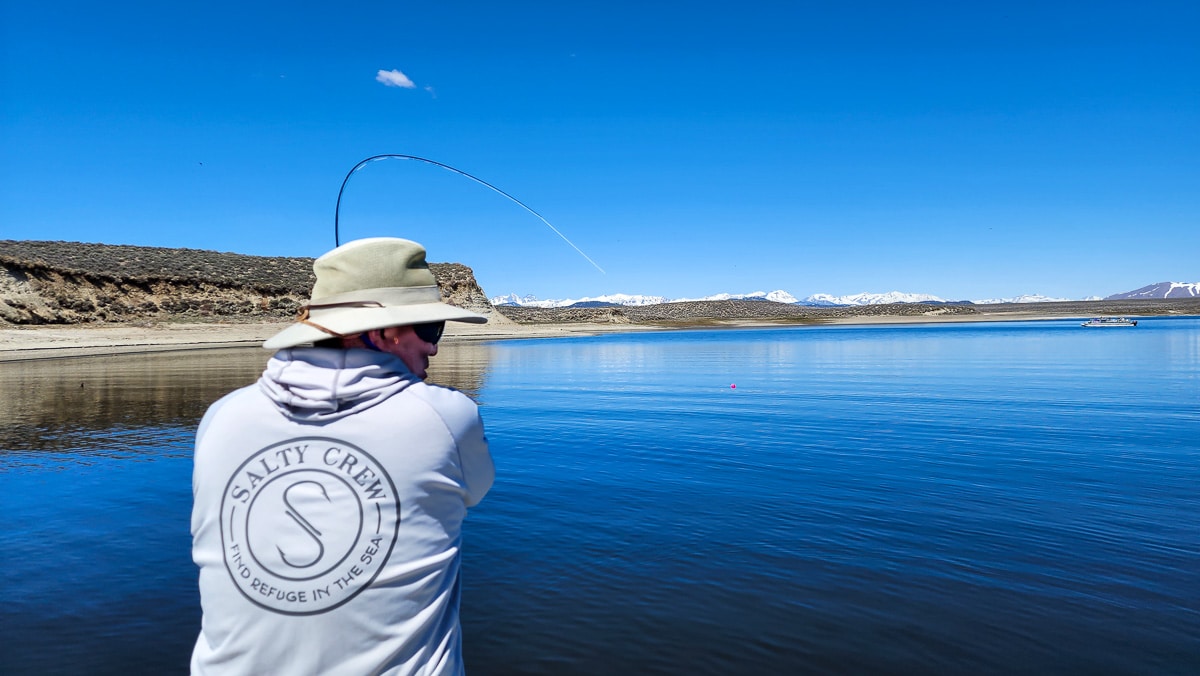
[190,237,495,675]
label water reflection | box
[425,340,494,402]
[0,342,495,455]
[0,349,269,454]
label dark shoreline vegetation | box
[496,294,1200,326]
[3,239,1199,327]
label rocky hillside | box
[0,240,496,325]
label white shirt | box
[191,348,493,675]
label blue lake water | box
[2,318,1199,674]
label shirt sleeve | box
[419,385,495,507]
[453,402,494,507]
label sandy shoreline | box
[0,321,641,362]
[0,311,1093,362]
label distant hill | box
[565,301,625,308]
[1106,282,1200,300]
[971,293,1077,304]
[494,290,1009,307]
[490,292,670,307]
[491,289,957,308]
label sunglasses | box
[412,321,445,345]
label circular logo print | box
[220,437,400,615]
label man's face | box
[375,325,438,379]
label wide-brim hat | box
[264,237,487,350]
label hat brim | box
[264,302,488,349]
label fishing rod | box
[333,154,605,273]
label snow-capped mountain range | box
[490,290,802,308]
[1105,282,1200,300]
[491,282,1197,308]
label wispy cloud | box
[375,69,415,88]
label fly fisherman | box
[190,237,495,675]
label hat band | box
[308,286,442,310]
[295,286,445,339]
[296,300,385,338]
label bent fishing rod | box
[333,154,604,274]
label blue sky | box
[2,1,1196,301]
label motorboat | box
[1081,317,1137,327]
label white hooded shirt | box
[190,347,494,675]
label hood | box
[258,347,419,423]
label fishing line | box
[334,154,605,273]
